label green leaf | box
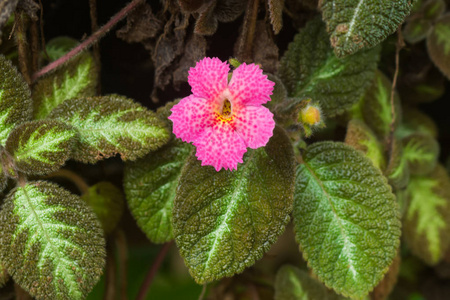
[427,14,450,79]
[4,120,76,175]
[402,133,440,176]
[48,95,170,163]
[294,142,400,299]
[124,139,193,244]
[396,107,438,139]
[81,182,124,235]
[173,126,295,283]
[45,36,79,61]
[274,265,344,300]
[32,52,98,119]
[403,17,432,44]
[422,0,446,20]
[0,55,32,145]
[0,181,105,299]
[278,18,380,116]
[404,165,450,265]
[320,0,413,57]
[384,138,410,190]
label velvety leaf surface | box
[402,133,440,176]
[320,0,413,57]
[278,18,379,116]
[294,142,400,299]
[173,126,295,283]
[5,120,76,175]
[0,55,32,145]
[274,265,344,300]
[0,181,105,300]
[404,165,450,265]
[48,95,170,163]
[33,52,97,119]
[124,139,193,244]
[427,14,450,79]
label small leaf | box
[4,120,76,175]
[45,36,79,61]
[32,52,98,119]
[0,181,105,299]
[384,138,410,190]
[48,95,170,163]
[320,0,413,57]
[274,265,344,300]
[0,55,32,145]
[404,165,450,265]
[294,142,400,299]
[403,17,432,44]
[396,107,438,139]
[81,182,124,235]
[278,18,380,116]
[124,139,193,243]
[402,133,440,176]
[427,14,450,79]
[268,0,284,34]
[173,126,295,283]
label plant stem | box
[115,230,129,300]
[89,0,102,94]
[31,0,144,82]
[198,284,207,300]
[104,241,117,300]
[15,12,31,84]
[45,169,90,194]
[136,242,173,300]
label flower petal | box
[168,95,214,143]
[235,106,275,149]
[228,63,275,106]
[193,123,247,171]
[188,57,230,101]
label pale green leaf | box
[294,142,400,299]
[320,0,413,57]
[404,165,450,265]
[48,95,170,163]
[278,18,380,116]
[173,126,295,283]
[402,133,439,175]
[0,181,105,299]
[427,14,450,79]
[45,36,79,62]
[33,52,97,119]
[124,139,193,244]
[4,120,76,175]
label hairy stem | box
[15,12,31,84]
[115,230,129,300]
[89,0,102,94]
[30,19,39,74]
[45,169,90,195]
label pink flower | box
[168,57,275,171]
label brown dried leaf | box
[17,0,39,21]
[178,0,206,12]
[173,34,207,87]
[0,0,19,43]
[194,0,218,35]
[214,0,247,22]
[252,21,279,73]
[268,0,284,34]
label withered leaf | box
[252,21,279,73]
[194,0,218,35]
[173,33,207,87]
[0,0,19,44]
[268,0,284,34]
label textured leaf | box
[268,0,284,34]
[0,181,105,299]
[320,0,413,57]
[173,126,295,283]
[45,36,79,61]
[0,55,32,145]
[4,120,76,175]
[294,142,400,299]
[33,52,97,119]
[384,138,410,190]
[278,18,380,116]
[48,95,170,163]
[427,14,450,79]
[274,265,344,300]
[369,252,401,300]
[0,261,9,287]
[402,133,439,176]
[81,182,124,235]
[396,107,438,139]
[124,139,193,243]
[404,165,450,265]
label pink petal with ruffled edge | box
[193,123,247,171]
[234,105,275,149]
[188,57,230,101]
[168,95,214,142]
[228,63,275,106]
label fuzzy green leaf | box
[45,37,79,62]
[396,107,438,139]
[404,165,450,265]
[4,120,76,175]
[33,52,97,119]
[427,14,450,79]
[124,139,193,243]
[278,18,379,116]
[0,55,32,145]
[48,95,170,163]
[402,133,439,176]
[275,265,344,300]
[320,0,413,57]
[403,17,432,44]
[173,126,295,283]
[0,181,105,299]
[294,142,400,299]
[384,138,410,190]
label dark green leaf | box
[402,133,439,176]
[320,0,413,57]
[0,55,32,145]
[48,95,170,163]
[427,14,450,79]
[422,0,446,20]
[403,17,432,44]
[369,252,401,300]
[278,18,380,116]
[45,36,79,61]
[0,181,105,299]
[4,120,76,175]
[384,138,410,190]
[173,126,295,283]
[294,142,400,299]
[396,107,438,139]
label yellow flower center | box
[216,99,233,122]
